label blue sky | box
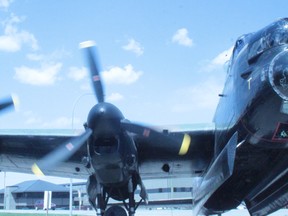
[0,0,287,208]
[0,0,287,130]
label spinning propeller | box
[0,95,18,115]
[80,41,105,103]
[32,41,191,176]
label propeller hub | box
[87,102,124,136]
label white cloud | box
[0,14,38,52]
[107,92,124,102]
[211,47,233,66]
[14,63,62,86]
[102,64,143,85]
[122,38,144,56]
[172,78,223,114]
[26,49,71,62]
[67,66,88,81]
[172,28,193,47]
[23,110,82,129]
[23,111,43,126]
[26,53,44,61]
[0,0,13,9]
[201,47,233,72]
[170,47,233,120]
[41,116,78,128]
[0,35,19,51]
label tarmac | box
[0,208,287,216]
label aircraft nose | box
[269,50,288,100]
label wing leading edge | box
[0,124,215,180]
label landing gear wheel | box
[104,205,128,216]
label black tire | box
[104,205,128,216]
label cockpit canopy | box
[230,18,288,66]
[248,18,288,63]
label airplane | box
[0,17,288,216]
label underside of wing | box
[0,129,89,179]
[0,124,215,180]
[135,123,215,179]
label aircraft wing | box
[0,123,215,180]
[0,129,89,179]
[136,123,215,179]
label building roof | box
[0,180,69,194]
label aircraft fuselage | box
[206,18,288,214]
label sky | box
[0,0,287,212]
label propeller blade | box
[32,128,92,176]
[0,95,18,114]
[121,121,191,156]
[79,41,105,103]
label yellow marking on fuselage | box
[178,133,191,155]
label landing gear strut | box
[87,175,145,216]
[122,177,143,216]
[87,175,106,216]
[127,177,135,216]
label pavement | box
[0,208,287,216]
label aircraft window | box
[231,34,251,62]
[233,39,243,58]
[248,19,288,63]
[235,39,244,53]
[266,29,288,47]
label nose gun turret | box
[269,50,288,100]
